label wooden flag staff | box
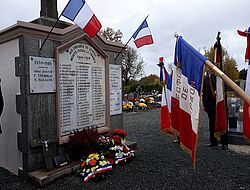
[174,33,250,114]
[205,60,250,104]
[205,60,250,116]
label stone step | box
[228,131,250,145]
[29,140,137,187]
[28,160,80,187]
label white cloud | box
[0,0,249,76]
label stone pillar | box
[40,0,58,19]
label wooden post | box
[205,60,250,115]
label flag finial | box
[216,31,221,41]
[174,32,179,38]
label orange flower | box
[89,159,97,166]
[81,162,86,167]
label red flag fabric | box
[238,27,250,141]
[214,33,227,138]
[158,58,173,135]
[172,36,205,167]
[62,0,102,38]
[243,61,250,141]
[237,28,250,62]
[132,19,154,48]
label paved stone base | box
[228,131,250,145]
[28,140,137,187]
[126,140,137,148]
[229,144,250,155]
[28,160,80,187]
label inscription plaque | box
[58,43,106,136]
[109,64,122,115]
[29,56,55,93]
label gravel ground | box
[0,109,250,190]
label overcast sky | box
[0,0,249,77]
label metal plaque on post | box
[29,56,56,93]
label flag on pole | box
[158,57,173,134]
[237,27,250,62]
[171,40,182,135]
[172,36,205,166]
[214,33,227,138]
[132,19,154,48]
[62,0,102,38]
[238,27,250,141]
[243,56,250,141]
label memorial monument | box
[0,0,124,182]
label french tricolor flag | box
[62,0,102,38]
[158,57,172,134]
[132,19,154,48]
[243,60,250,141]
[237,27,250,63]
[172,36,205,167]
[237,28,250,141]
[214,34,227,138]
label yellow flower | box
[88,153,96,159]
[100,161,107,166]
[94,154,99,159]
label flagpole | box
[114,15,150,61]
[39,14,62,55]
[215,31,223,70]
[205,60,250,105]
[114,36,133,61]
[174,33,250,107]
[39,0,74,55]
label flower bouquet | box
[112,128,128,139]
[109,144,135,165]
[97,135,115,154]
[67,128,98,159]
[80,152,112,183]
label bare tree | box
[100,27,145,85]
[100,27,123,42]
[122,46,144,86]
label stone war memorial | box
[0,0,124,185]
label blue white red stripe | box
[132,19,153,48]
[172,36,205,166]
[158,57,172,134]
[243,60,250,141]
[214,37,227,137]
[62,0,102,38]
[237,27,250,62]
[83,164,112,183]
